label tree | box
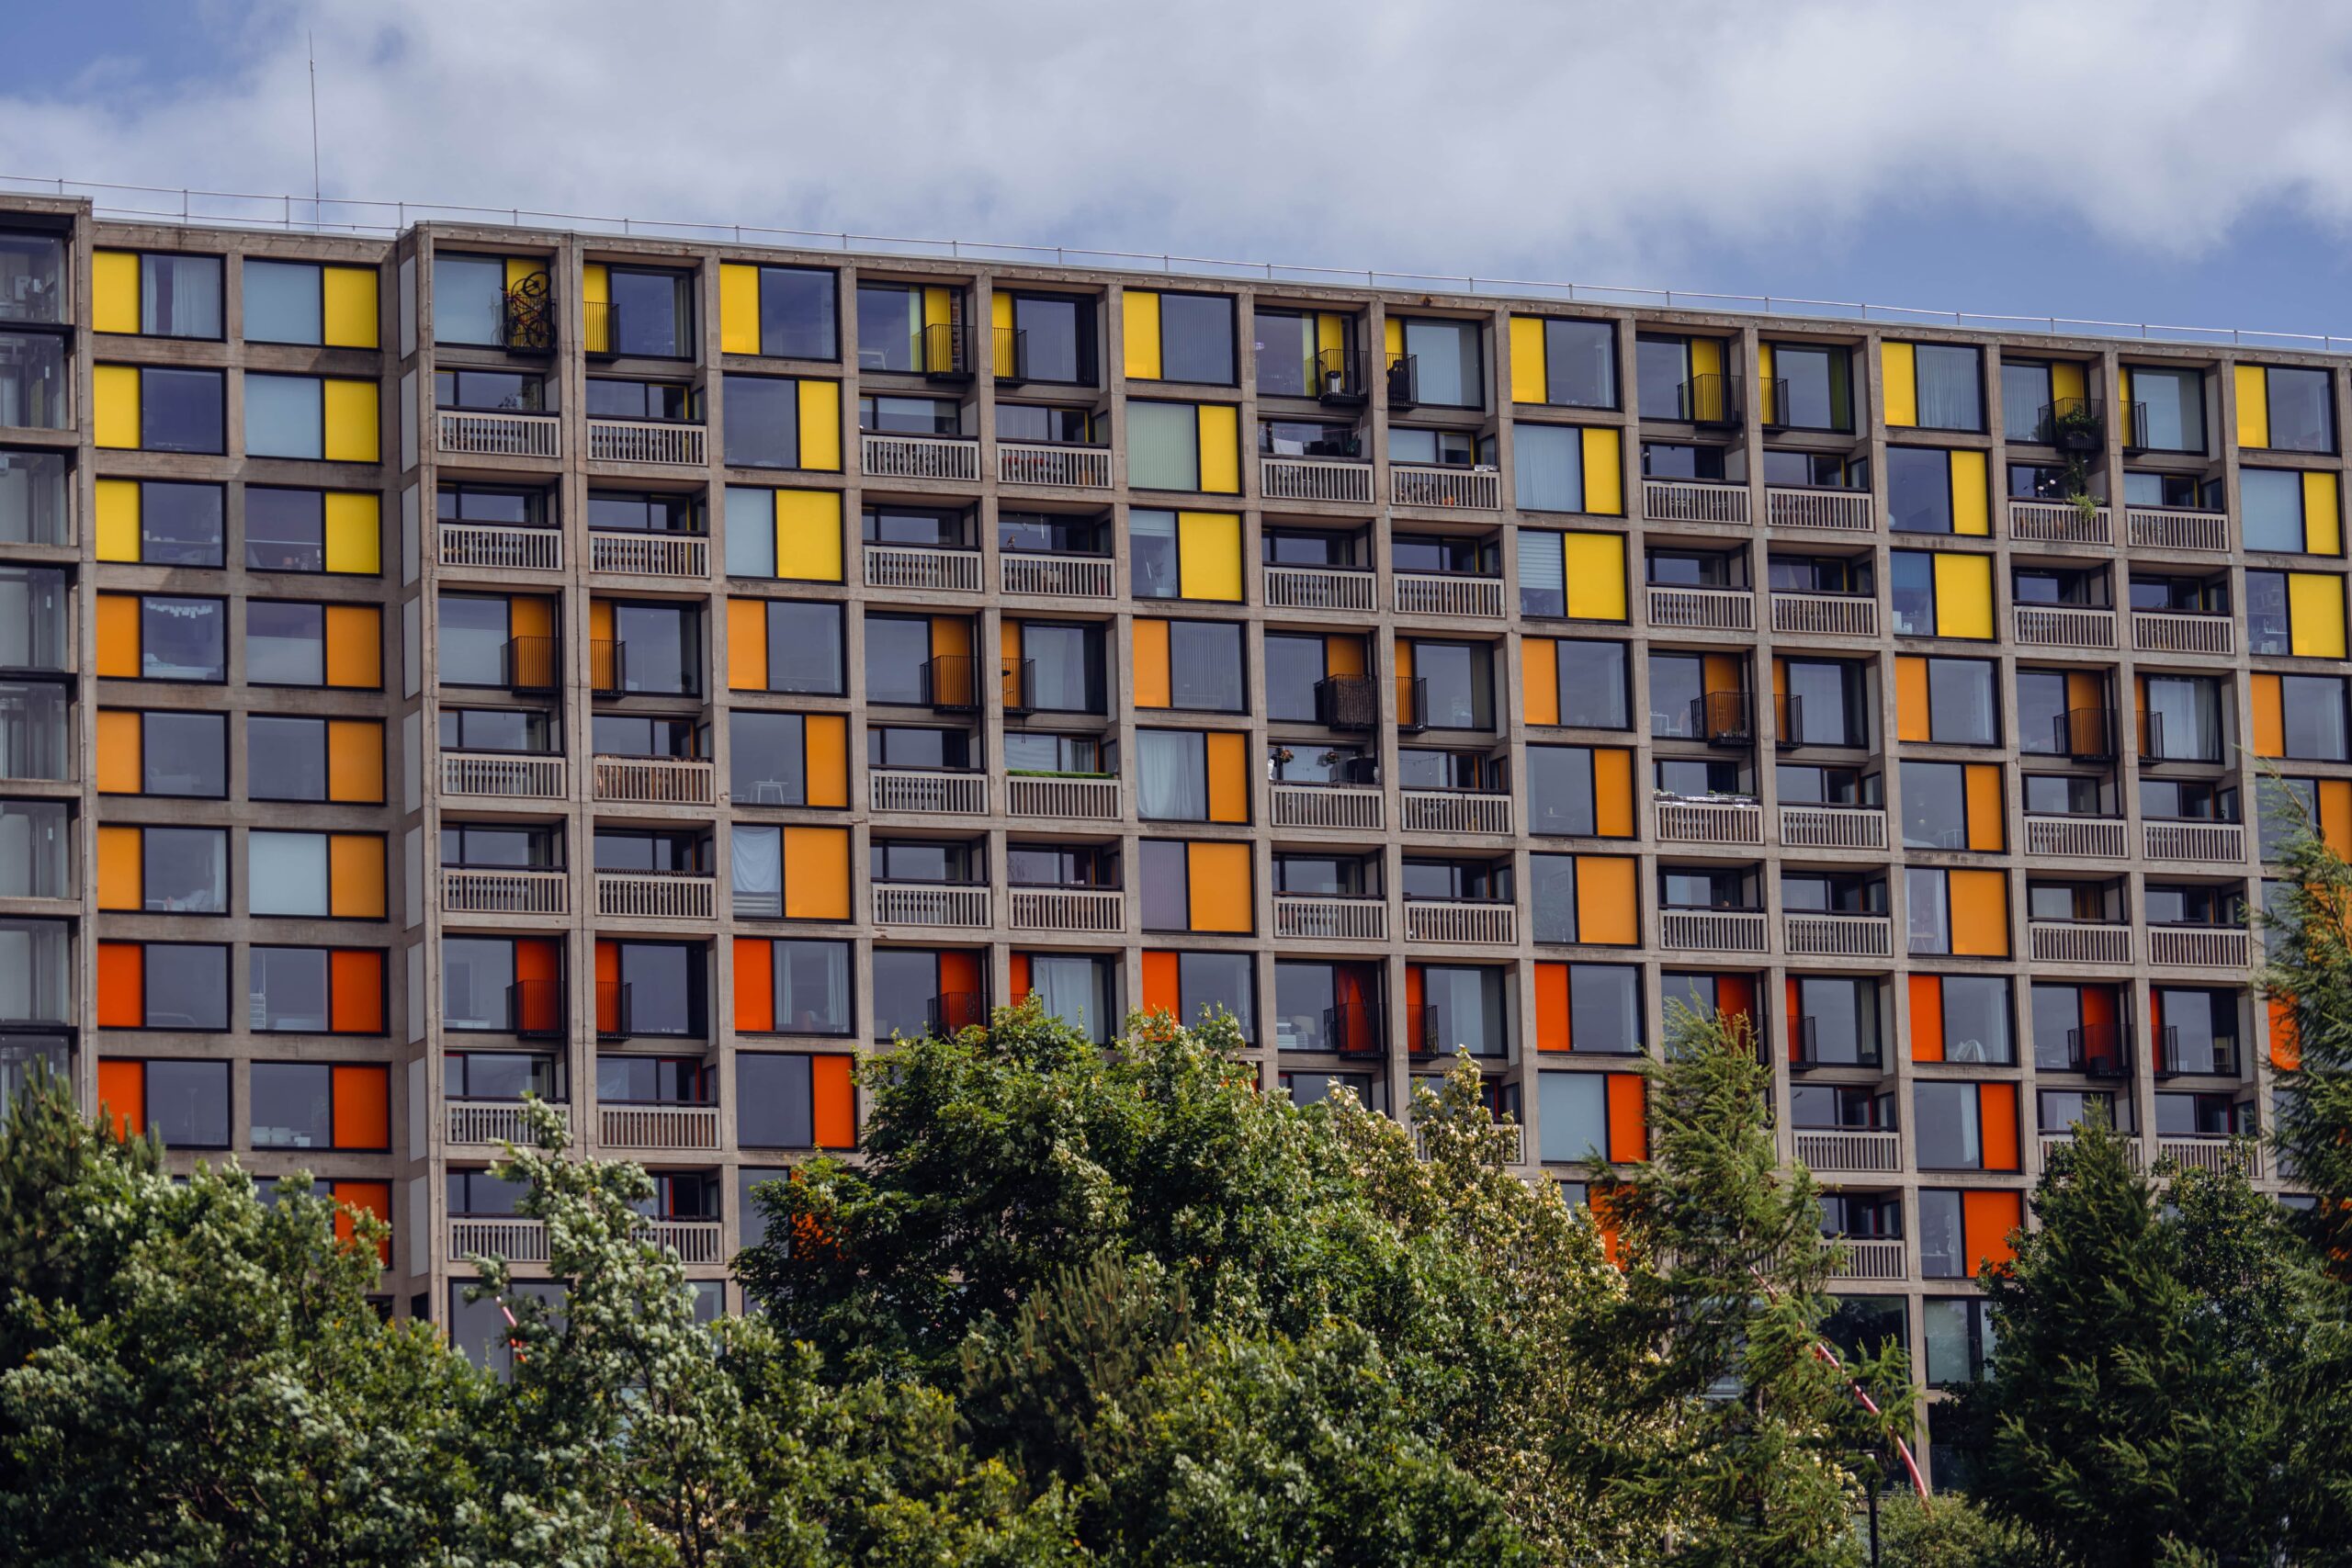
[1873,1491,2039,1568]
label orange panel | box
[1909,975,1945,1062]
[1325,635,1365,677]
[2270,996,2302,1072]
[508,595,552,642]
[1141,951,1180,1018]
[734,937,775,1032]
[1185,841,1253,932]
[96,710,141,795]
[2064,670,2102,715]
[96,942,144,1028]
[96,1060,144,1137]
[1534,962,1570,1052]
[2322,779,2352,857]
[329,950,384,1033]
[1589,1180,1627,1269]
[1978,1081,2019,1172]
[1204,730,1250,824]
[810,1055,856,1148]
[1894,657,1928,742]
[1000,618,1022,666]
[96,825,141,911]
[803,714,849,807]
[1605,1074,1647,1163]
[326,719,385,804]
[589,599,616,645]
[323,604,381,689]
[1948,870,2009,957]
[329,833,386,919]
[2252,674,2284,759]
[1592,748,1635,838]
[1717,975,1756,1029]
[332,1179,392,1266]
[1521,637,1559,726]
[929,615,971,662]
[1964,763,2004,852]
[1008,953,1031,1000]
[1962,1190,2023,1276]
[2151,990,2166,1070]
[1575,855,1638,945]
[95,594,139,678]
[516,937,560,985]
[782,826,851,920]
[728,598,768,690]
[332,1065,390,1149]
[1785,977,1802,1062]
[596,940,622,1034]
[514,937,561,1036]
[1133,619,1170,707]
[1701,653,1741,700]
[937,951,983,1021]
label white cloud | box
[9,0,2352,288]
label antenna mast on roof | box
[308,31,321,230]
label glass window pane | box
[776,940,851,1033]
[1527,746,1595,836]
[143,255,221,338]
[249,831,328,917]
[141,596,225,681]
[141,367,223,454]
[737,1053,814,1147]
[761,267,836,359]
[768,600,844,695]
[248,601,324,685]
[1912,345,1982,432]
[723,376,798,468]
[250,1062,333,1148]
[142,711,225,797]
[143,827,227,913]
[1558,640,1629,728]
[252,947,331,1032]
[144,944,227,1030]
[1181,952,1253,1039]
[146,1059,228,1146]
[433,256,506,346]
[1158,295,1234,385]
[1127,402,1198,490]
[1569,965,1640,1053]
[1942,976,2013,1064]
[2265,367,2333,454]
[1136,729,1206,819]
[1545,320,1617,409]
[243,260,321,344]
[1168,621,1243,712]
[246,487,325,571]
[1886,449,1951,533]
[1538,1071,1607,1162]
[0,450,70,546]
[1513,423,1582,513]
[245,374,322,459]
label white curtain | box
[731,827,781,919]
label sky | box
[10,0,2352,341]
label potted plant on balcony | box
[2052,400,2102,455]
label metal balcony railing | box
[507,979,565,1041]
[1264,562,1378,611]
[502,636,559,694]
[1385,352,1418,408]
[926,992,989,1037]
[594,982,634,1041]
[1394,676,1430,733]
[2052,706,2117,761]
[1313,674,1381,730]
[2060,1025,2130,1077]
[1690,690,1754,746]
[1001,658,1037,715]
[1314,346,1368,405]
[2034,396,2104,451]
[920,655,979,712]
[590,639,625,695]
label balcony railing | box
[2143,821,2245,863]
[589,640,625,696]
[593,754,715,806]
[998,440,1112,489]
[1765,487,1873,531]
[595,871,717,921]
[647,1220,727,1265]
[1008,886,1125,933]
[442,865,569,916]
[2132,610,2233,656]
[2042,1132,2144,1171]
[2013,604,2118,649]
[2057,1025,2131,1077]
[1004,773,1120,819]
[585,418,707,466]
[1779,804,1888,851]
[1647,584,1755,632]
[1273,893,1387,941]
[1385,353,1419,408]
[447,1100,570,1148]
[2008,500,2113,545]
[439,522,562,572]
[588,530,708,578]
[1001,658,1037,715]
[2023,815,2128,859]
[1784,912,1893,959]
[437,409,560,459]
[1313,673,1381,729]
[2029,921,2132,965]
[1261,456,1375,505]
[1271,781,1384,831]
[2146,926,2252,969]
[1402,898,1516,944]
[1829,1238,1907,1283]
[1643,478,1750,525]
[1654,795,1763,845]
[2127,506,2230,553]
[1689,690,1754,745]
[2138,712,2221,766]
[1001,550,1116,599]
[861,432,981,483]
[2051,707,2118,761]
[2155,1139,2261,1178]
[1794,1129,1901,1175]
[1390,462,1501,510]
[870,767,988,816]
[865,542,984,592]
[871,882,990,928]
[1264,563,1378,612]
[1770,592,1878,637]
[918,655,980,712]
[440,750,565,801]
[1660,908,1769,953]
[1394,570,1506,618]
[600,1103,721,1151]
[1400,788,1512,835]
[450,1217,549,1264]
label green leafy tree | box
[1874,1491,2040,1568]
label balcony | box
[2012,603,2117,650]
[2023,815,2128,860]
[2154,1139,2261,1178]
[915,655,981,713]
[2007,500,2112,546]
[501,636,560,695]
[2049,707,2118,761]
[861,542,983,593]
[441,866,570,917]
[1271,781,1384,831]
[1264,563,1378,613]
[600,1103,721,1152]
[1689,690,1754,746]
[2146,926,2252,969]
[1647,584,1755,633]
[1273,894,1387,941]
[2030,921,2132,965]
[1402,898,1516,944]
[1413,1121,1525,1166]
[1784,912,1893,959]
[2126,506,2229,553]
[440,750,566,802]
[439,522,562,572]
[1313,674,1382,730]
[447,1100,571,1148]
[2132,610,2233,657]
[1829,1238,1906,1283]
[998,441,1112,490]
[585,419,707,467]
[1390,463,1500,511]
[1000,550,1115,599]
[1643,478,1750,525]
[589,531,708,579]
[1766,488,1872,531]
[2041,1132,2144,1171]
[2137,713,2219,767]
[589,641,626,696]
[862,432,981,484]
[1654,795,1762,846]
[592,755,715,807]
[595,871,717,921]
[449,1217,548,1264]
[870,882,990,929]
[438,409,560,459]
[1394,571,1506,618]
[1793,1129,1901,1175]
[1007,886,1124,934]
[1778,805,1888,851]
[1261,456,1375,505]
[1400,789,1512,835]
[870,767,988,816]
[2143,821,2245,863]
[2056,1026,2131,1077]
[1660,908,1769,953]
[1770,592,1878,638]
[1004,773,1120,819]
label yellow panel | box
[1949,869,2009,957]
[922,286,951,331]
[1393,636,1413,684]
[989,291,1014,376]
[1324,634,1363,676]
[329,834,385,919]
[1592,749,1635,838]
[323,491,380,575]
[95,710,141,795]
[2323,779,2352,857]
[1316,311,1344,362]
[324,604,382,689]
[782,826,851,920]
[327,719,384,804]
[1186,841,1253,933]
[1205,731,1250,823]
[1933,553,1994,639]
[1521,637,1559,727]
[727,598,767,691]
[2252,673,2283,758]
[2290,572,2347,658]
[95,594,139,677]
[2304,470,2342,556]
[1561,532,1626,621]
[503,257,547,292]
[1882,341,1917,426]
[92,250,140,334]
[1510,316,1546,404]
[322,378,379,463]
[582,263,610,355]
[802,714,849,807]
[94,365,140,449]
[1384,316,1403,360]
[1575,855,1638,945]
[1690,338,1724,381]
[1133,619,1170,707]
[775,489,843,582]
[1580,427,1623,516]
[1195,405,1239,495]
[1964,763,2004,852]
[1757,343,1776,426]
[2050,361,2086,405]
[1949,449,1989,536]
[96,479,140,562]
[796,380,841,471]
[1176,511,1241,601]
[2235,364,2269,450]
[97,826,141,909]
[720,264,761,355]
[321,265,379,348]
[1123,290,1162,380]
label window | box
[1126,400,1240,493]
[722,374,842,471]
[1777,658,1870,748]
[1525,747,1636,839]
[1760,344,1851,431]
[94,942,229,1031]
[996,290,1094,384]
[438,481,550,533]
[248,716,383,804]
[435,368,543,412]
[1022,953,1120,1044]
[1262,632,1368,724]
[729,824,850,921]
[243,487,380,574]
[1513,423,1624,515]
[1134,618,1243,714]
[1923,1298,1997,1387]
[729,598,845,696]
[1792,977,1882,1066]
[250,1063,390,1151]
[0,799,68,899]
[1409,964,1511,1058]
[586,379,696,423]
[246,601,381,688]
[1404,639,1494,731]
[1136,728,1250,823]
[1514,316,1618,409]
[95,709,226,798]
[1124,289,1235,385]
[859,394,962,435]
[1883,342,1983,432]
[1532,960,1643,1052]
[1140,950,1255,1041]
[1918,1188,2023,1279]
[2253,673,2349,762]
[249,830,386,919]
[1915,1081,2020,1171]
[2031,982,2128,1073]
[1390,317,1484,409]
[243,259,378,348]
[597,600,702,696]
[0,917,70,1027]
[2238,363,2335,454]
[2124,366,2204,452]
[1517,531,1626,621]
[1894,656,1998,745]
[93,365,223,455]
[2143,673,2229,762]
[244,373,379,463]
[597,1055,713,1107]
[1537,1070,1644,1163]
[1899,761,2004,852]
[96,1058,229,1147]
[1886,447,1990,535]
[0,231,65,325]
[730,711,847,807]
[2000,359,2064,444]
[92,250,221,339]
[721,263,837,359]
[1791,1084,1891,1130]
[90,479,221,567]
[1906,870,2010,958]
[1521,638,1630,729]
[96,824,226,916]
[431,254,537,347]
[1272,961,1382,1054]
[0,450,68,547]
[248,946,385,1034]
[595,940,707,1039]
[1136,840,1253,934]
[596,265,694,358]
[2245,570,2347,658]
[2153,987,2241,1077]
[2241,468,2339,555]
[590,491,702,536]
[1129,509,1242,601]
[738,1053,855,1149]
[733,937,853,1035]
[93,592,222,682]
[445,1052,564,1101]
[442,935,562,1034]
